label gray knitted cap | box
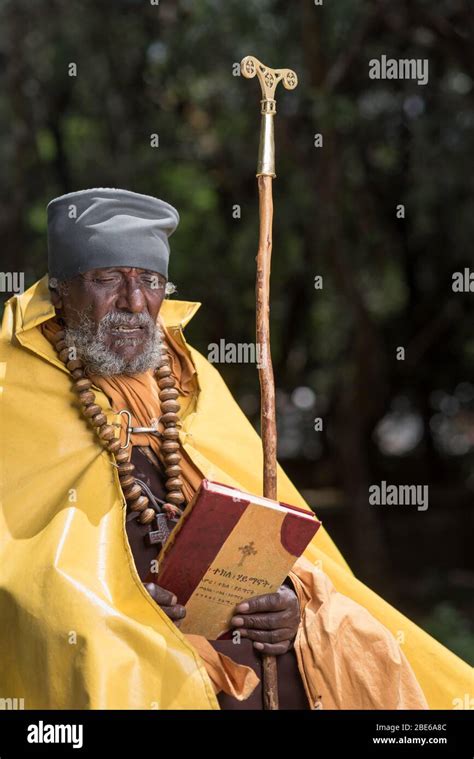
[47,188,179,281]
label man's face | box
[50,267,167,376]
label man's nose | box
[115,281,146,312]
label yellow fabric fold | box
[289,556,429,709]
[185,636,260,700]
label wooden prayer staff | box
[240,55,298,710]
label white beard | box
[64,308,164,376]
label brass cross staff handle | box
[240,55,298,177]
[240,56,298,711]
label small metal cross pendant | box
[145,513,171,547]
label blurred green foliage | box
[422,603,474,666]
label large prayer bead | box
[156,365,172,379]
[162,428,179,440]
[161,400,180,414]
[164,452,181,466]
[53,330,66,344]
[90,413,107,427]
[129,495,149,512]
[139,508,156,524]
[107,439,122,453]
[78,390,95,405]
[167,490,185,505]
[123,483,142,501]
[73,378,93,392]
[98,425,115,441]
[71,368,85,380]
[118,475,135,489]
[118,462,135,476]
[165,465,181,477]
[161,412,180,426]
[158,376,175,390]
[115,449,130,463]
[83,404,102,418]
[162,440,179,453]
[159,388,179,401]
[166,477,183,490]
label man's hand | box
[144,583,186,626]
[230,584,300,655]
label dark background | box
[0,0,473,662]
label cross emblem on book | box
[237,540,257,567]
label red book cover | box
[155,479,321,638]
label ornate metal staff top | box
[240,55,298,177]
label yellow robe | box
[0,276,471,709]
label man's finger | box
[161,604,186,621]
[252,640,291,655]
[231,609,291,630]
[238,627,294,644]
[144,582,177,607]
[234,590,288,615]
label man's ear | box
[48,277,63,310]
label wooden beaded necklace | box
[51,325,185,536]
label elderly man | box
[0,189,470,710]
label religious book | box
[154,479,321,639]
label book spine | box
[157,487,201,569]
